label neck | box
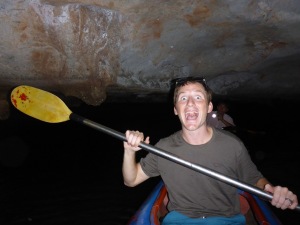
[181,126,213,145]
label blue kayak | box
[127,180,283,225]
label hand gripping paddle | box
[11,85,300,211]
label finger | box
[132,134,141,147]
[285,198,293,206]
[271,186,285,206]
[125,130,132,145]
[286,193,297,209]
[144,136,150,144]
[131,131,144,146]
[272,187,295,209]
[128,131,138,145]
[127,133,134,146]
[264,184,273,193]
[289,197,298,209]
[125,130,130,139]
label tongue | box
[186,113,197,120]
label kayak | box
[127,180,283,225]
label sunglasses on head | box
[171,76,207,88]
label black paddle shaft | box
[70,113,300,212]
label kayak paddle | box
[10,85,300,211]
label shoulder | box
[224,113,234,120]
[156,131,182,147]
[212,128,248,156]
[213,127,242,144]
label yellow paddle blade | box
[11,85,72,123]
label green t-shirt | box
[140,128,263,218]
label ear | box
[174,106,178,115]
[207,102,213,113]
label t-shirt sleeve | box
[237,143,264,185]
[140,135,176,177]
[225,114,235,126]
[140,151,160,177]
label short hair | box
[171,76,213,105]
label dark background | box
[1,99,300,224]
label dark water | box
[1,100,300,225]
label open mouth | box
[185,111,198,120]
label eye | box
[180,96,187,101]
[195,95,203,100]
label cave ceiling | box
[1,0,300,119]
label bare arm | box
[122,130,150,187]
[255,177,269,190]
[220,118,235,127]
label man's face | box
[173,82,212,131]
[217,103,228,114]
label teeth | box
[185,112,198,119]
[185,111,198,115]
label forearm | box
[256,177,271,190]
[122,131,150,187]
[122,149,139,187]
[220,118,235,127]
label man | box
[207,102,235,129]
[122,76,298,224]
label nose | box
[187,97,195,106]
